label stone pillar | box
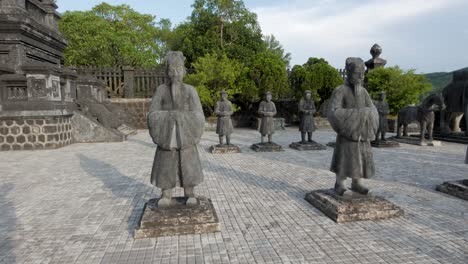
[42,0,59,30]
[123,66,135,98]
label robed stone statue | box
[214,90,234,145]
[328,57,379,196]
[374,91,390,142]
[258,91,277,144]
[299,90,316,143]
[147,51,205,207]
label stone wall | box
[110,98,151,129]
[0,115,73,151]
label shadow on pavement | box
[77,154,153,236]
[0,183,16,264]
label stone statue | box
[328,57,379,196]
[258,91,277,144]
[214,90,234,145]
[374,91,389,142]
[365,44,387,71]
[466,146,468,164]
[299,90,316,143]
[147,51,205,207]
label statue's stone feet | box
[158,198,172,208]
[351,182,369,195]
[334,182,347,196]
[186,197,198,206]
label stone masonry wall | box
[0,116,73,151]
[111,98,151,129]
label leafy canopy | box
[168,0,265,67]
[59,3,167,67]
[289,58,343,103]
[367,66,432,115]
[184,52,242,114]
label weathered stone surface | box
[147,51,205,205]
[305,189,404,223]
[251,142,284,152]
[71,111,124,143]
[436,180,468,200]
[371,140,400,148]
[389,136,441,146]
[135,197,220,239]
[209,144,241,154]
[290,141,326,151]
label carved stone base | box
[421,132,468,144]
[290,141,326,151]
[436,180,468,201]
[326,141,336,148]
[135,197,220,239]
[305,189,404,223]
[371,140,400,148]
[209,144,241,154]
[389,136,441,146]
[250,142,284,152]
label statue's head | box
[266,91,272,102]
[221,90,228,101]
[370,44,382,58]
[379,91,386,101]
[345,57,365,86]
[165,51,186,82]
[304,90,312,100]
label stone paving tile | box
[0,128,467,264]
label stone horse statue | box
[397,93,445,143]
[440,70,468,136]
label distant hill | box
[425,67,468,92]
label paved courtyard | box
[0,128,467,264]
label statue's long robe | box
[214,100,234,136]
[299,99,316,132]
[328,84,379,180]
[147,83,205,189]
[374,100,389,132]
[258,101,277,135]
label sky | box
[56,0,468,73]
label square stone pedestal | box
[305,189,404,223]
[290,141,326,151]
[251,142,283,152]
[135,197,220,239]
[436,180,468,201]
[209,144,241,154]
[389,136,441,146]
[371,140,400,148]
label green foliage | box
[243,51,290,102]
[59,3,166,67]
[169,0,291,109]
[168,0,265,67]
[263,34,291,68]
[367,66,432,115]
[289,58,343,103]
[184,53,243,114]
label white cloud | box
[253,0,465,69]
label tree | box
[264,34,291,68]
[289,58,343,103]
[59,3,167,67]
[169,0,265,67]
[244,51,290,102]
[366,66,432,115]
[184,52,243,114]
